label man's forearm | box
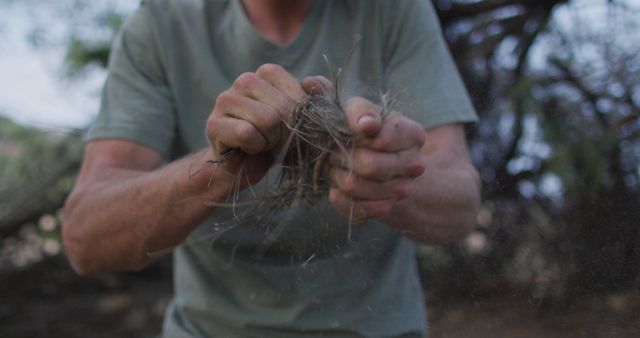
[63,149,225,275]
[384,126,481,244]
[385,160,480,244]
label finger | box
[301,76,332,95]
[215,91,282,150]
[328,188,395,223]
[233,72,298,119]
[344,97,383,137]
[329,167,414,200]
[208,116,266,155]
[355,113,427,152]
[256,64,307,104]
[330,148,426,181]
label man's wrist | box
[171,148,232,206]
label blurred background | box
[1,0,639,337]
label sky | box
[0,0,134,130]
[0,33,104,129]
[0,0,636,130]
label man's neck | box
[241,0,315,46]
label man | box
[62,0,480,337]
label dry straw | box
[203,68,393,256]
[147,43,394,258]
[210,42,396,250]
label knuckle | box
[256,63,284,78]
[358,153,382,178]
[215,90,234,108]
[205,117,217,136]
[234,72,258,91]
[406,155,426,177]
[234,122,257,145]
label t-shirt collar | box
[230,0,324,57]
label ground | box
[1,256,639,338]
[427,291,640,338]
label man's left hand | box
[328,97,427,223]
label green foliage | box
[548,140,609,202]
[65,38,112,71]
[64,9,125,74]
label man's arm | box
[62,141,227,275]
[327,98,480,244]
[63,64,312,275]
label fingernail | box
[358,115,375,126]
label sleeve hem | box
[84,125,173,159]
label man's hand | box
[205,64,309,184]
[328,97,427,223]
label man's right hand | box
[205,64,310,186]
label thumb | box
[344,97,383,137]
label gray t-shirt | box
[87,0,477,337]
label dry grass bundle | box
[149,81,393,259]
[273,87,395,205]
[206,91,358,233]
[149,47,396,258]
[206,85,393,254]
[274,93,354,204]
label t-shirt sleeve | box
[85,2,176,159]
[383,0,478,129]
